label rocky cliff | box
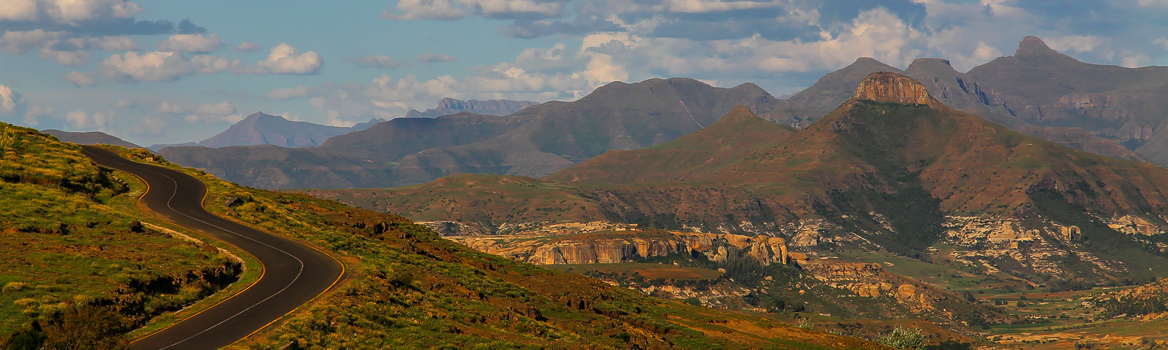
[449,230,789,266]
[852,71,936,106]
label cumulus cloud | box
[132,114,166,135]
[235,41,262,52]
[347,55,408,69]
[384,0,564,21]
[158,33,221,53]
[99,51,196,82]
[154,100,243,125]
[65,71,96,86]
[417,53,458,63]
[70,43,324,85]
[65,110,115,130]
[244,43,323,75]
[0,84,24,115]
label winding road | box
[82,146,345,350]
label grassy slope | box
[104,149,883,349]
[0,123,244,340]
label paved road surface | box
[82,146,344,350]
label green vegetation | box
[0,123,245,347]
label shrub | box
[2,282,28,293]
[875,326,926,349]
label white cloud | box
[1139,0,1168,7]
[40,47,89,66]
[64,71,96,87]
[236,41,262,52]
[417,53,458,63]
[1155,38,1168,50]
[0,30,65,54]
[114,99,133,108]
[158,33,221,53]
[155,101,186,114]
[245,43,323,75]
[0,0,39,21]
[1047,36,1103,53]
[99,51,195,82]
[154,100,243,125]
[0,84,22,115]
[65,110,115,130]
[347,55,409,69]
[384,0,563,20]
[132,115,167,135]
[94,36,136,51]
[383,0,472,20]
[23,105,54,126]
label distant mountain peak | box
[910,58,951,67]
[1015,36,1059,58]
[853,72,935,105]
[405,98,538,118]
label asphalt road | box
[82,146,345,350]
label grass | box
[0,123,247,343]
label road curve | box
[82,146,345,350]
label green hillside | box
[0,123,246,348]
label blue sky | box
[2,0,1168,146]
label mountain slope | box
[41,129,141,149]
[389,78,783,182]
[545,106,796,184]
[966,36,1168,163]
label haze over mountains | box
[404,98,537,118]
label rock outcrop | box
[449,230,789,266]
[853,72,936,106]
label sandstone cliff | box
[449,230,789,266]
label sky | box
[2,0,1168,146]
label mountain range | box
[159,78,779,188]
[149,36,1166,189]
[309,72,1168,290]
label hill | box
[0,123,246,347]
[41,129,141,149]
[404,97,538,118]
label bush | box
[2,282,28,293]
[875,326,926,349]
